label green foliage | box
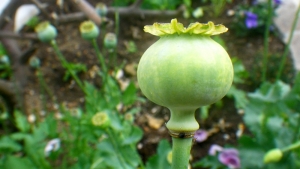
[193,155,226,169]
[238,73,300,168]
[225,57,249,109]
[146,139,172,169]
[63,63,87,81]
[0,44,12,79]
[112,0,182,10]
[202,0,232,17]
[231,1,279,36]
[125,40,137,53]
[141,0,181,10]
[26,16,40,28]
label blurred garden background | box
[0,0,300,168]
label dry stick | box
[31,0,52,20]
[0,31,38,40]
[72,0,102,25]
[56,7,183,23]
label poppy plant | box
[137,19,233,169]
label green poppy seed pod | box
[79,21,99,40]
[35,21,57,42]
[137,19,233,132]
[104,32,117,50]
[96,2,108,16]
[263,149,283,163]
[92,112,110,129]
[29,56,40,68]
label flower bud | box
[96,3,108,16]
[104,33,117,51]
[29,56,40,68]
[124,113,134,122]
[263,149,283,163]
[92,112,110,129]
[35,21,57,42]
[167,151,172,164]
[79,21,99,40]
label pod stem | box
[171,137,193,169]
[166,108,199,169]
[167,108,199,132]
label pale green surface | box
[137,35,233,111]
[171,137,193,169]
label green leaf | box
[0,136,22,153]
[122,126,143,145]
[146,139,172,169]
[238,136,265,168]
[63,63,86,81]
[193,155,224,169]
[3,155,36,169]
[285,73,300,111]
[14,110,30,132]
[248,81,290,102]
[226,85,248,109]
[122,81,137,106]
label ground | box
[6,0,296,168]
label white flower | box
[44,138,60,156]
[14,4,40,32]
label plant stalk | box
[171,137,193,169]
[282,141,300,152]
[91,39,107,75]
[276,2,300,81]
[50,40,85,91]
[262,0,273,83]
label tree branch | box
[0,31,37,40]
[56,6,184,23]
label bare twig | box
[31,0,52,20]
[0,31,38,40]
[72,0,102,25]
[56,6,184,23]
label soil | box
[2,0,296,168]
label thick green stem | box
[166,108,198,169]
[167,108,199,132]
[276,2,300,81]
[172,137,193,169]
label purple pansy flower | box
[245,11,258,29]
[194,129,208,143]
[218,148,240,169]
[208,144,241,169]
[273,0,281,5]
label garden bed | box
[0,0,297,169]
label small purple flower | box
[273,0,281,5]
[194,129,208,143]
[208,144,240,169]
[245,11,258,29]
[218,148,240,169]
